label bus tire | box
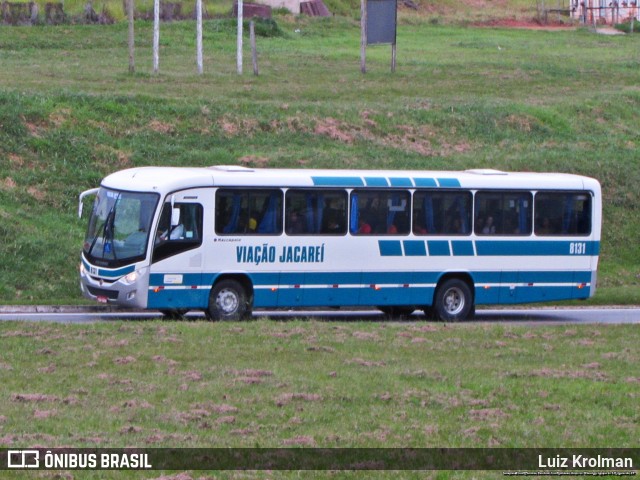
[433,278,473,322]
[206,279,251,321]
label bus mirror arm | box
[170,194,180,227]
[171,208,181,227]
[78,188,100,218]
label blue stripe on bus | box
[147,269,595,309]
[364,177,389,187]
[427,240,450,256]
[389,177,413,187]
[475,240,599,256]
[311,176,364,187]
[151,270,593,288]
[403,240,427,256]
[310,176,471,189]
[437,178,461,187]
[413,178,438,187]
[83,258,135,279]
[452,240,474,256]
[378,240,403,256]
[377,240,600,257]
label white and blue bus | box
[78,166,601,321]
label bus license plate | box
[97,296,108,304]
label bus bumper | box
[79,260,149,309]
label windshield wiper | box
[87,195,120,261]
[102,207,118,261]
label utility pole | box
[360,0,367,73]
[127,0,135,73]
[153,0,160,73]
[237,0,243,74]
[196,0,203,74]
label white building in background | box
[571,0,639,24]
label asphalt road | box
[0,307,638,324]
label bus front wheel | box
[206,279,251,321]
[433,278,473,322]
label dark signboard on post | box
[366,0,397,45]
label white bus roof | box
[101,166,600,194]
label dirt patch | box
[275,393,322,407]
[216,415,236,425]
[348,357,386,367]
[183,370,203,382]
[231,369,274,378]
[352,331,380,341]
[217,115,259,137]
[152,355,179,367]
[469,408,510,420]
[122,399,153,409]
[530,368,609,381]
[33,409,57,419]
[120,425,143,434]
[147,120,175,135]
[306,345,336,353]
[114,356,137,365]
[12,393,59,403]
[282,435,316,446]
[49,108,71,128]
[238,155,270,167]
[314,117,361,143]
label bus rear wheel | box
[433,278,473,322]
[206,279,251,321]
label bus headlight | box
[122,271,139,285]
[79,263,86,276]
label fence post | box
[250,20,258,76]
[127,0,135,73]
[196,0,203,74]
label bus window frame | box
[285,188,348,236]
[215,188,284,236]
[349,188,412,236]
[534,190,593,237]
[474,189,533,237]
[412,189,473,237]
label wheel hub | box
[443,287,464,315]
[217,289,239,313]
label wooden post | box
[391,43,396,73]
[237,0,243,75]
[153,0,159,73]
[360,0,366,73]
[127,0,135,73]
[196,0,203,74]
[250,20,258,76]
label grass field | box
[1,319,639,478]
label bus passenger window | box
[535,192,591,236]
[475,191,532,236]
[413,191,471,235]
[350,190,410,235]
[285,189,347,235]
[215,189,283,235]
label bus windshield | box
[83,188,159,268]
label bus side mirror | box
[171,208,181,227]
[78,188,99,218]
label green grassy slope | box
[0,18,638,304]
